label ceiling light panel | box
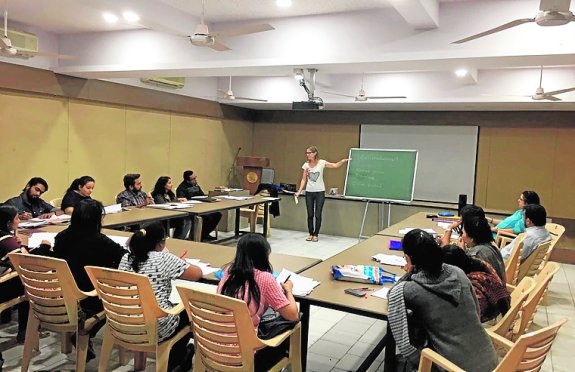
[102,12,119,24]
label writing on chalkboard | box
[344,148,418,202]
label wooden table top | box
[376,211,450,237]
[168,195,272,215]
[101,207,188,228]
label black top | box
[52,228,127,293]
[176,181,205,199]
[4,193,57,217]
[61,190,91,211]
[153,193,175,204]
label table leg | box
[383,322,396,372]
[299,301,310,372]
[234,207,240,237]
[356,333,389,372]
[263,202,269,238]
[193,215,203,242]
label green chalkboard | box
[344,148,418,202]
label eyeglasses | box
[305,151,313,154]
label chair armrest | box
[259,323,300,348]
[163,303,185,316]
[0,271,19,283]
[79,289,98,298]
[506,283,516,292]
[486,329,513,351]
[498,231,517,238]
[418,348,465,372]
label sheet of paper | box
[294,195,299,205]
[263,197,280,201]
[181,200,202,204]
[218,195,253,201]
[104,204,122,214]
[28,232,57,248]
[169,279,217,304]
[148,203,190,210]
[19,220,49,228]
[371,287,390,299]
[106,235,130,247]
[185,258,220,276]
[399,227,437,235]
[276,268,320,296]
[372,253,407,267]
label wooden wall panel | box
[68,100,126,205]
[221,120,254,187]
[550,129,575,218]
[125,108,171,193]
[0,92,69,202]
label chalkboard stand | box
[358,199,393,242]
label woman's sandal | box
[312,236,319,242]
[306,236,313,241]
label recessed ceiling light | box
[454,68,468,77]
[276,0,293,8]
[122,11,140,23]
[102,12,119,24]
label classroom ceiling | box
[2,0,575,111]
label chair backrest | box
[176,286,265,371]
[496,318,567,372]
[488,277,535,341]
[517,240,552,282]
[495,230,517,249]
[8,253,83,328]
[504,235,525,286]
[85,266,166,346]
[513,262,561,340]
[545,223,565,241]
[256,189,270,217]
[50,197,63,208]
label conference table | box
[101,206,188,229]
[296,234,406,372]
[18,225,320,282]
[169,195,274,241]
[377,211,451,238]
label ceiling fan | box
[322,74,406,102]
[189,0,274,51]
[528,66,575,101]
[1,3,74,59]
[453,0,575,44]
[217,76,267,102]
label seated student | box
[439,204,486,247]
[176,170,221,241]
[118,222,201,372]
[151,176,192,239]
[48,199,127,361]
[218,233,299,372]
[4,177,60,220]
[501,204,551,264]
[116,173,153,208]
[61,176,95,215]
[461,216,506,284]
[0,205,30,345]
[492,190,540,235]
[442,244,510,323]
[388,229,498,372]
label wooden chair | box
[49,197,63,209]
[512,262,560,340]
[8,253,105,372]
[418,318,567,372]
[85,266,191,372]
[517,240,551,283]
[487,277,534,343]
[541,222,565,267]
[504,234,524,286]
[495,230,517,249]
[239,189,272,237]
[176,286,302,372]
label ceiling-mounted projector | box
[292,100,324,110]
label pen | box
[283,274,291,283]
[179,250,188,259]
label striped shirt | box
[118,251,190,341]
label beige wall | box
[0,91,254,205]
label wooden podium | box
[236,156,270,195]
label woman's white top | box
[302,159,326,192]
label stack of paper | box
[398,227,437,236]
[371,287,390,299]
[218,195,253,201]
[19,214,71,228]
[185,258,220,276]
[276,269,320,296]
[372,253,407,267]
[104,204,122,214]
[148,203,191,210]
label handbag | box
[257,307,301,340]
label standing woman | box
[61,176,95,215]
[295,146,349,242]
[151,176,192,239]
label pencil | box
[179,250,188,259]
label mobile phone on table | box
[389,240,402,251]
[345,288,373,297]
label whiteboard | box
[360,125,478,203]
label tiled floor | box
[1,228,574,371]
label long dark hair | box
[151,176,175,201]
[220,233,273,311]
[0,205,18,233]
[69,199,104,234]
[462,215,494,245]
[67,176,95,192]
[402,229,443,277]
[128,222,166,273]
[442,244,490,275]
[522,190,540,205]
